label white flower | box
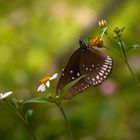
[37,73,58,92]
[99,19,107,28]
[0,91,13,100]
[49,73,58,80]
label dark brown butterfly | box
[56,37,113,99]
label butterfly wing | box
[56,48,81,95]
[80,47,113,86]
[64,78,89,99]
[63,47,113,99]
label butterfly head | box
[79,36,90,52]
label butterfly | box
[56,36,113,99]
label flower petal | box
[46,81,50,88]
[37,84,46,92]
[50,73,58,80]
[0,91,13,99]
[0,93,3,99]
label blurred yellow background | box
[0,0,140,139]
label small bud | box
[16,99,23,104]
[113,34,117,38]
[47,93,52,98]
[55,96,60,99]
[114,27,121,34]
[99,20,107,28]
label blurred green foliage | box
[0,0,140,139]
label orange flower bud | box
[90,37,103,47]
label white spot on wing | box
[99,72,103,76]
[107,57,112,60]
[100,70,104,73]
[92,78,95,81]
[108,69,111,72]
[105,59,111,63]
[105,72,108,75]
[70,70,73,73]
[77,72,80,77]
[103,65,108,68]
[101,67,107,71]
[96,75,99,79]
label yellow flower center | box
[39,75,50,84]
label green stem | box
[100,27,108,39]
[57,104,73,140]
[118,37,127,60]
[0,100,17,115]
[24,121,37,140]
[105,33,123,56]
[16,109,37,140]
[118,37,140,88]
[125,59,140,88]
[0,101,36,140]
[104,46,122,58]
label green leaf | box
[118,41,126,48]
[24,97,51,104]
[132,44,139,48]
[126,44,140,53]
[60,75,86,98]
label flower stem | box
[125,59,140,88]
[0,101,36,140]
[100,27,108,39]
[104,46,122,58]
[0,100,17,115]
[16,109,37,140]
[105,33,123,56]
[57,104,73,140]
[24,121,37,140]
[118,37,140,88]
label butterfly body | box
[57,37,113,99]
[79,38,90,52]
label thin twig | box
[118,37,140,88]
[57,104,73,140]
[0,100,17,115]
[104,46,122,58]
[16,109,37,140]
[105,33,123,56]
[0,101,36,140]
